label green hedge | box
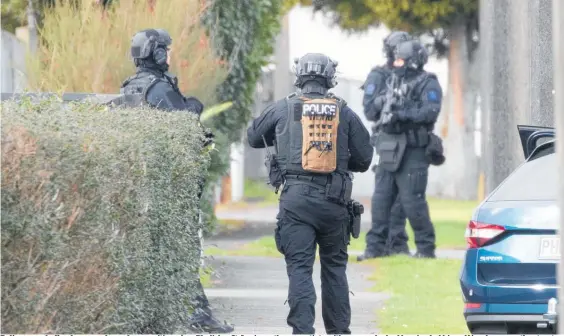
[1,97,210,333]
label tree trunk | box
[480,0,554,195]
[427,24,480,201]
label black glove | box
[203,130,214,147]
[426,133,446,166]
[390,94,404,109]
[373,95,386,107]
[381,112,398,125]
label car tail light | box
[465,303,482,309]
[465,220,505,249]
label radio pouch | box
[325,173,352,205]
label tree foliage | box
[286,0,479,58]
[203,0,283,143]
[1,0,55,32]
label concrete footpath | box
[205,202,465,333]
[205,254,388,334]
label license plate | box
[538,237,561,260]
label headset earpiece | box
[153,47,167,65]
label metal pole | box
[274,13,291,100]
[26,0,37,54]
[553,0,564,333]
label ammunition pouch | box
[381,118,403,134]
[374,132,407,173]
[347,200,364,239]
[426,133,446,166]
[405,127,430,147]
[325,172,353,205]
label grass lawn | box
[206,197,477,257]
[243,178,279,204]
[208,193,472,333]
[350,198,477,251]
[368,255,467,333]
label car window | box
[487,152,556,202]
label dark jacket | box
[120,67,203,115]
[246,91,373,174]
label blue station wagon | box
[460,125,560,334]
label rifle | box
[375,72,403,129]
[262,135,283,194]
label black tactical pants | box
[275,181,351,334]
[370,148,436,255]
[365,180,409,256]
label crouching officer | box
[358,31,413,261]
[112,28,233,333]
[247,53,373,334]
[370,39,443,259]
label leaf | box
[200,101,233,123]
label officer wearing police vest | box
[247,53,373,334]
[111,28,233,333]
[369,39,444,259]
[358,31,413,261]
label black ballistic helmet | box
[383,31,413,60]
[130,28,172,66]
[393,39,429,69]
[293,53,338,88]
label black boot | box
[356,250,388,261]
[390,249,411,256]
[186,308,234,333]
[412,251,436,259]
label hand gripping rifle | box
[375,72,402,129]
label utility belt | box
[370,124,429,148]
[284,172,352,206]
[285,174,331,187]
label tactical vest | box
[396,71,438,148]
[276,92,349,176]
[105,93,145,108]
[120,69,182,101]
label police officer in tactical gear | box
[247,53,373,334]
[120,28,204,114]
[358,31,413,261]
[367,39,443,259]
[118,29,233,333]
